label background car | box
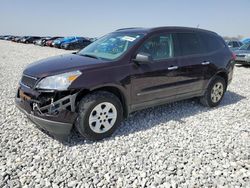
[22,36,41,44]
[40,37,55,46]
[242,38,250,44]
[52,36,82,48]
[0,35,10,40]
[12,36,23,42]
[20,36,30,43]
[60,37,91,50]
[226,40,243,51]
[89,37,98,42]
[45,37,62,47]
[33,38,44,45]
[234,42,250,65]
[33,37,50,45]
[5,36,15,40]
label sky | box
[0,0,249,38]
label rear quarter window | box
[175,32,206,56]
[199,33,225,53]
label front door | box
[130,33,186,106]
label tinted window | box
[239,43,250,50]
[138,34,173,60]
[200,33,225,52]
[176,33,205,56]
[233,42,239,47]
[227,41,233,46]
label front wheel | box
[200,76,226,107]
[75,91,123,140]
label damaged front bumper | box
[15,85,78,138]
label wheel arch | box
[75,85,129,118]
[203,70,228,95]
[216,71,228,86]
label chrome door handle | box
[201,61,210,65]
[168,66,178,70]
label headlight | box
[36,70,82,90]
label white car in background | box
[235,42,250,65]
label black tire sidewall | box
[76,92,123,140]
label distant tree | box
[223,35,244,41]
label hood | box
[235,50,250,55]
[23,54,106,78]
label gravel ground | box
[0,40,249,188]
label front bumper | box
[235,60,250,65]
[15,87,78,138]
[235,56,250,65]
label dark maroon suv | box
[16,27,235,140]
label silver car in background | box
[235,42,250,65]
[226,40,243,51]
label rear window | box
[199,33,225,52]
[233,41,239,47]
[176,33,205,56]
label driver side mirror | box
[133,53,153,64]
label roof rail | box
[116,27,143,31]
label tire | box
[66,45,71,50]
[200,76,226,107]
[75,91,123,140]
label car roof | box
[227,40,241,42]
[114,26,217,35]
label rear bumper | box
[15,88,77,138]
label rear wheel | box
[75,91,123,140]
[200,76,226,107]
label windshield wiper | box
[78,54,100,59]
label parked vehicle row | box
[0,35,94,50]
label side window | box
[199,33,225,52]
[247,44,250,50]
[233,42,239,47]
[228,41,233,46]
[138,34,173,60]
[176,33,205,56]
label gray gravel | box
[0,40,250,187]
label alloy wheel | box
[89,102,117,133]
[211,82,224,103]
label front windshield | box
[239,43,250,50]
[78,33,144,60]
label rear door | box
[174,32,207,94]
[198,32,229,84]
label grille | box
[236,54,246,57]
[21,75,37,88]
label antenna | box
[197,24,200,28]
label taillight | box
[232,52,236,60]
